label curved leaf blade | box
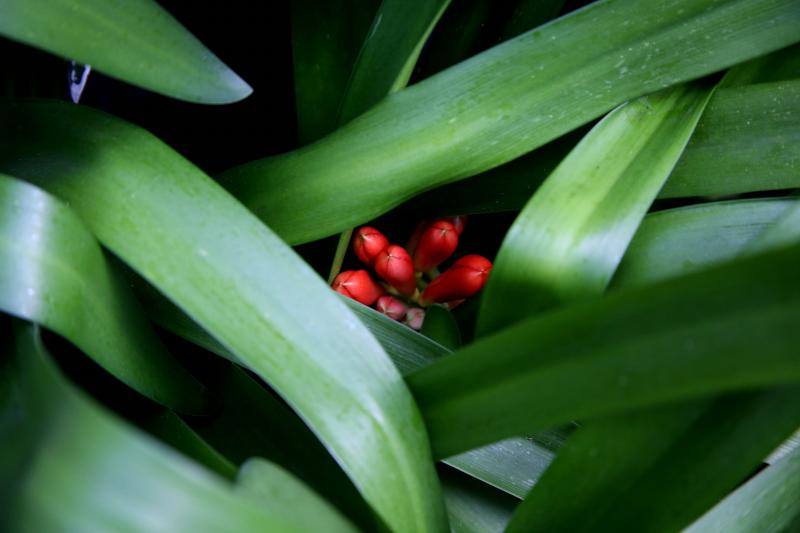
[408,243,800,458]
[613,198,799,288]
[0,101,447,533]
[291,0,379,143]
[507,392,800,532]
[2,323,299,532]
[0,173,206,413]
[221,0,800,244]
[477,84,711,334]
[0,0,252,104]
[395,74,800,217]
[236,458,358,533]
[338,0,451,122]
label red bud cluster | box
[331,216,491,330]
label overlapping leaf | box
[1,323,301,532]
[613,198,799,287]
[0,173,206,413]
[661,80,800,198]
[685,448,800,533]
[477,83,712,334]
[290,0,379,143]
[406,79,800,216]
[0,101,447,533]
[338,0,452,123]
[221,0,800,244]
[0,0,251,103]
[409,243,800,457]
[507,392,800,532]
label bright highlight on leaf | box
[2,1,799,530]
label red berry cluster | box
[331,216,492,330]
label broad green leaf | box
[140,281,446,375]
[338,0,452,122]
[507,391,800,532]
[613,198,799,288]
[141,410,237,480]
[220,0,800,244]
[442,468,518,533]
[0,0,251,104]
[327,0,450,280]
[408,243,800,458]
[747,196,800,254]
[0,173,206,413]
[397,75,800,217]
[0,101,447,533]
[686,448,800,533]
[344,298,448,373]
[145,286,555,500]
[420,305,462,351]
[236,458,358,533]
[661,80,800,198]
[477,83,711,334]
[405,129,579,217]
[2,323,300,532]
[291,0,379,142]
[185,365,377,530]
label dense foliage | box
[1,0,799,531]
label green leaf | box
[141,410,237,480]
[2,323,301,532]
[686,448,800,533]
[613,198,799,288]
[185,365,377,529]
[143,284,555,500]
[408,243,800,458]
[442,468,518,533]
[221,0,800,244]
[507,391,800,532]
[661,80,800,198]
[290,0,379,142]
[338,0,452,122]
[0,0,251,104]
[0,173,207,413]
[718,42,800,87]
[405,129,580,217]
[444,437,555,499]
[421,304,462,351]
[477,83,712,334]
[236,458,358,533]
[399,74,800,217]
[0,101,447,533]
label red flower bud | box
[406,220,429,256]
[376,295,408,321]
[404,307,425,330]
[444,215,467,235]
[421,255,492,305]
[352,226,389,266]
[413,219,459,272]
[332,270,383,305]
[374,244,417,295]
